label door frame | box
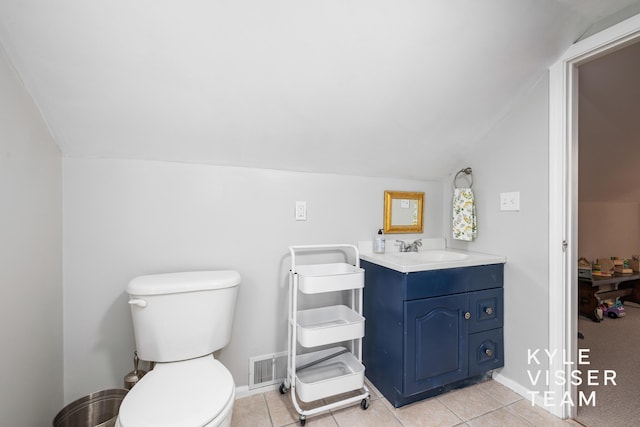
[548,13,640,419]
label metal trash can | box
[53,389,128,427]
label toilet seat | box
[117,355,234,427]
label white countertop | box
[358,239,505,273]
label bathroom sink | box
[394,250,469,262]
[358,238,506,273]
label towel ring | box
[453,167,473,190]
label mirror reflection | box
[383,191,424,234]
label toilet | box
[116,270,241,427]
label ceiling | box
[1,0,640,181]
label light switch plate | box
[500,192,520,211]
[295,201,307,220]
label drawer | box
[468,288,503,333]
[405,264,504,300]
[468,328,503,376]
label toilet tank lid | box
[127,271,241,296]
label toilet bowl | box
[116,270,241,427]
[116,355,235,427]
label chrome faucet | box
[396,239,422,252]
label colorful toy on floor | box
[599,298,626,318]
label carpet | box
[574,301,640,426]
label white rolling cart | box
[280,244,370,426]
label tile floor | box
[232,379,583,427]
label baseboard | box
[492,371,556,416]
[235,383,279,400]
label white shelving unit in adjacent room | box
[281,244,370,426]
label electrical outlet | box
[295,201,307,221]
[500,192,520,211]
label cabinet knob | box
[464,312,471,320]
[485,307,493,315]
[485,348,494,357]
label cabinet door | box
[404,294,469,395]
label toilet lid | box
[118,356,234,427]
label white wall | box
[579,202,640,261]
[448,72,550,396]
[0,47,62,425]
[62,157,444,401]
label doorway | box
[548,13,640,420]
[575,39,640,426]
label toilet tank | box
[127,271,241,362]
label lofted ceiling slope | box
[1,0,639,180]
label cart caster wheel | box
[279,382,288,394]
[299,415,306,426]
[361,397,370,410]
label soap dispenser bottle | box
[373,229,386,254]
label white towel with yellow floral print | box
[452,187,477,241]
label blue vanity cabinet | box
[361,260,504,407]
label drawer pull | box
[485,348,494,357]
[485,307,493,315]
[464,312,471,320]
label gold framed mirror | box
[383,191,424,233]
